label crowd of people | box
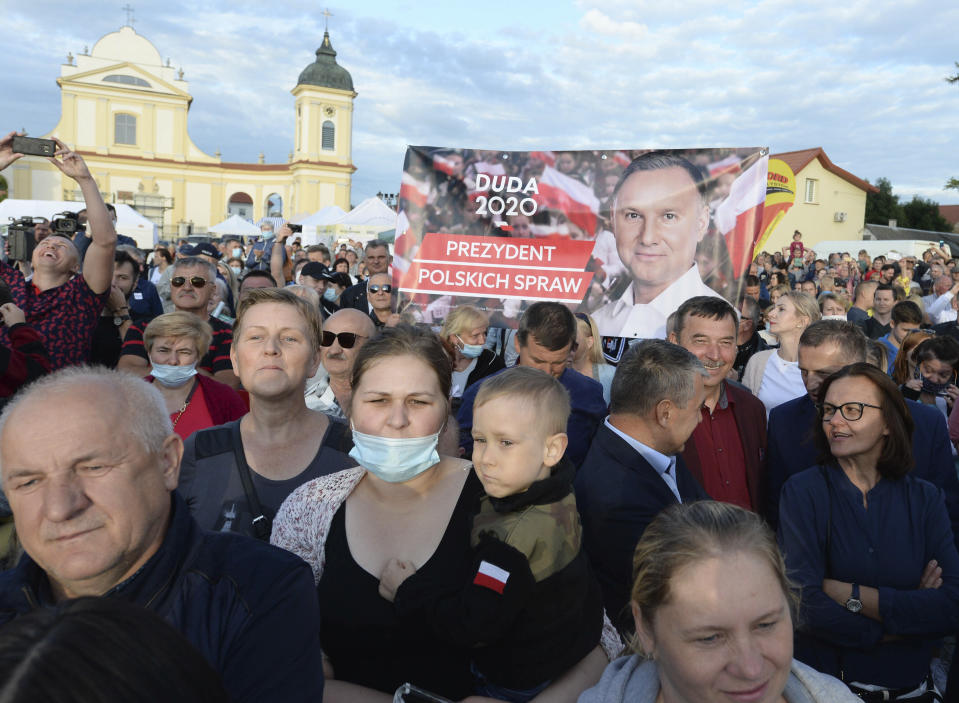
[1,130,959,702]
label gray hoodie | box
[578,655,861,703]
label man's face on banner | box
[612,166,709,300]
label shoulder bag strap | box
[229,420,272,541]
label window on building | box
[114,113,137,145]
[103,74,151,88]
[322,120,335,151]
[804,178,818,204]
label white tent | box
[208,214,260,237]
[338,197,397,227]
[0,199,158,248]
[294,205,348,245]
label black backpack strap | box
[229,420,272,541]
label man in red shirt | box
[0,133,115,368]
[669,296,768,514]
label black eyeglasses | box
[320,331,367,349]
[171,276,209,288]
[818,401,881,422]
[368,284,392,294]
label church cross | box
[322,8,332,31]
[122,4,135,27]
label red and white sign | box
[473,560,510,594]
[398,233,594,304]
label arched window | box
[321,120,335,151]
[114,113,137,145]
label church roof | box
[297,31,353,92]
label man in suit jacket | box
[575,339,710,635]
[338,240,391,313]
[766,319,959,541]
[670,296,768,515]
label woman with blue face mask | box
[439,305,504,413]
[143,312,247,439]
[271,324,612,701]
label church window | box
[103,74,151,88]
[322,120,335,150]
[115,113,137,145]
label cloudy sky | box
[5,0,958,207]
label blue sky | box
[4,0,958,207]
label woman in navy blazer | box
[778,363,959,698]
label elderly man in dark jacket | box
[0,367,323,703]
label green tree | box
[900,195,953,232]
[865,177,903,225]
[946,177,959,192]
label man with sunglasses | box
[338,240,392,313]
[305,308,376,419]
[117,257,239,388]
[764,319,959,540]
[367,272,400,329]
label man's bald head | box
[321,307,376,380]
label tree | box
[946,177,959,192]
[865,177,903,225]
[900,195,953,232]
[948,61,959,84]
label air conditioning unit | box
[834,212,847,223]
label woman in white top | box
[743,291,820,414]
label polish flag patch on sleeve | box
[473,560,510,594]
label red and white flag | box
[399,173,430,209]
[473,560,510,594]
[530,151,556,167]
[613,151,631,168]
[708,154,741,177]
[433,153,460,177]
[715,156,767,278]
[533,166,600,236]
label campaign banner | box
[752,158,797,259]
[394,147,769,339]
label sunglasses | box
[320,331,367,349]
[368,284,392,294]
[171,276,209,288]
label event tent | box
[0,199,158,248]
[316,197,398,245]
[294,205,348,244]
[208,214,261,237]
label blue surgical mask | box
[150,362,198,388]
[348,425,441,483]
[323,287,338,301]
[232,247,243,258]
[230,266,242,277]
[261,230,275,240]
[456,335,483,359]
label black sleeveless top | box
[318,471,482,697]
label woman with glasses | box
[439,304,504,412]
[778,362,959,700]
[178,288,353,540]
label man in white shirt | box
[924,275,959,325]
[591,152,724,339]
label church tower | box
[290,30,355,210]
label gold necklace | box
[171,398,190,428]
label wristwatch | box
[844,583,863,614]
[113,313,131,326]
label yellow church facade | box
[6,24,355,238]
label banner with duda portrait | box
[393,147,769,340]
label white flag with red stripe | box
[399,173,430,209]
[473,560,510,594]
[533,166,600,236]
[433,153,459,177]
[715,156,768,278]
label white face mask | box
[348,425,441,483]
[150,362,198,388]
